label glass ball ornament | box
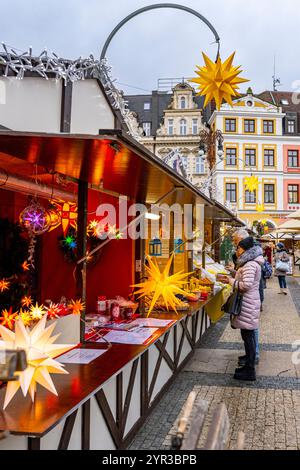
[20,199,51,235]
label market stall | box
[0,129,242,449]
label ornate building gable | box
[221,89,280,114]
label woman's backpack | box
[263,260,273,279]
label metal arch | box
[100,3,220,61]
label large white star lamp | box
[0,315,75,409]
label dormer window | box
[180,96,186,109]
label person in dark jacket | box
[274,242,289,295]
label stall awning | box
[0,129,243,224]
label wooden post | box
[76,180,88,343]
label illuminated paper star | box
[0,279,10,293]
[0,307,18,330]
[189,52,249,109]
[29,302,46,321]
[21,261,30,272]
[46,303,61,320]
[87,219,99,236]
[19,308,32,327]
[244,175,259,193]
[256,204,265,213]
[68,299,85,315]
[0,315,75,409]
[261,219,267,226]
[132,255,190,316]
[21,296,33,308]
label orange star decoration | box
[21,261,30,272]
[189,52,249,110]
[68,299,85,315]
[256,204,265,213]
[29,302,46,321]
[244,176,259,193]
[0,315,75,409]
[132,254,190,316]
[18,308,32,327]
[0,279,10,293]
[21,296,33,308]
[48,201,77,236]
[0,307,18,330]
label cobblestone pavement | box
[129,278,300,450]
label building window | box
[195,156,205,174]
[264,184,275,204]
[288,185,299,204]
[245,189,256,203]
[168,119,174,135]
[263,120,274,134]
[288,150,299,167]
[144,102,151,110]
[192,119,198,135]
[264,149,275,167]
[226,147,237,166]
[180,96,186,109]
[142,122,151,136]
[245,148,256,167]
[225,118,236,132]
[288,120,295,133]
[244,119,255,133]
[180,119,187,135]
[226,183,237,203]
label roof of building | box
[257,90,300,133]
[124,89,208,136]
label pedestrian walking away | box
[274,242,289,295]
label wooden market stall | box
[0,129,242,449]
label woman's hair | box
[238,236,254,251]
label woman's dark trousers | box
[241,329,256,368]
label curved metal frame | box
[100,3,220,61]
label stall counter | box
[0,297,215,450]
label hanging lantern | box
[174,238,184,254]
[50,201,77,236]
[149,237,162,257]
[46,206,62,231]
[19,199,51,235]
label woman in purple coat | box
[226,237,264,381]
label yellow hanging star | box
[29,302,46,321]
[244,175,259,193]
[256,204,265,213]
[189,52,249,110]
[0,279,10,293]
[18,308,32,327]
[260,219,267,226]
[132,255,190,316]
[0,315,75,409]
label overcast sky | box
[1,0,300,95]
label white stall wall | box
[70,80,115,134]
[0,77,62,132]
